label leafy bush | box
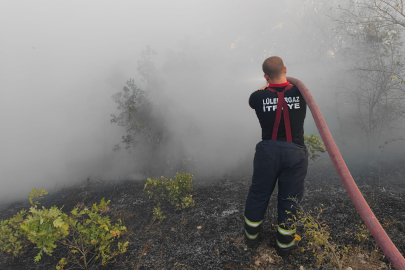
[295,205,343,269]
[57,198,128,269]
[21,205,69,261]
[19,189,70,261]
[281,202,350,270]
[0,209,27,257]
[144,173,195,220]
[0,189,129,270]
[304,133,326,161]
[152,205,166,221]
[1,188,67,261]
[278,196,389,270]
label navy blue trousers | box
[244,140,308,247]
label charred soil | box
[1,158,404,270]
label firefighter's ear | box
[264,74,270,82]
[284,66,287,75]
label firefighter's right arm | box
[249,84,268,109]
[257,84,269,91]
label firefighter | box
[244,56,308,257]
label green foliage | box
[144,173,195,219]
[59,198,129,269]
[356,223,370,245]
[0,189,129,270]
[0,188,51,257]
[281,197,386,269]
[56,257,68,270]
[283,203,343,270]
[21,205,69,261]
[28,188,48,206]
[304,133,326,162]
[0,209,27,256]
[180,194,195,210]
[297,207,338,267]
[152,205,166,221]
[165,173,194,209]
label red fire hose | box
[287,77,405,270]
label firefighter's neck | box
[265,74,287,85]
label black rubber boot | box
[276,242,298,257]
[244,233,259,249]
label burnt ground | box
[1,157,405,270]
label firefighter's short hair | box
[262,56,285,80]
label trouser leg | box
[276,146,308,249]
[244,142,279,240]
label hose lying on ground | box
[287,77,405,270]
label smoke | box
[1,0,404,204]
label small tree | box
[110,46,175,175]
[110,44,199,175]
[110,46,166,152]
[335,0,405,29]
[332,1,405,150]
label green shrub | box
[297,206,341,268]
[28,188,48,206]
[144,173,195,220]
[21,205,69,261]
[282,203,344,270]
[292,204,386,269]
[0,189,129,270]
[152,205,166,221]
[58,198,128,269]
[0,188,63,260]
[0,209,27,256]
[304,133,327,161]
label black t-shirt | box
[249,82,307,146]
